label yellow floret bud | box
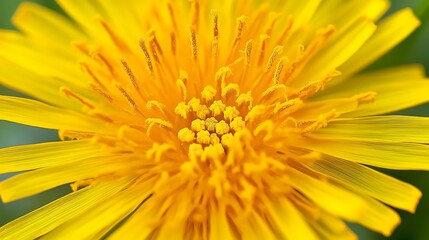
[209,100,226,116]
[191,119,206,131]
[174,102,190,119]
[223,106,239,121]
[210,133,220,144]
[236,91,253,109]
[188,97,201,111]
[245,105,266,121]
[215,120,230,135]
[221,133,234,147]
[196,130,211,144]
[178,128,194,143]
[230,117,245,132]
[201,86,217,102]
[205,117,218,132]
[195,104,210,119]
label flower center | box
[175,85,248,153]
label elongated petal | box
[305,157,421,212]
[0,179,133,240]
[303,137,429,170]
[0,140,102,174]
[40,181,150,240]
[288,167,367,221]
[0,155,136,202]
[313,65,429,116]
[339,8,421,79]
[312,116,429,143]
[265,197,319,240]
[0,95,113,133]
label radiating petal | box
[0,178,133,240]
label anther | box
[121,60,138,89]
[265,46,283,72]
[139,39,153,73]
[258,34,270,66]
[170,32,176,55]
[245,40,253,66]
[190,27,198,58]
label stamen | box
[149,36,161,63]
[177,70,189,101]
[146,118,173,136]
[80,63,106,89]
[301,110,338,134]
[211,10,219,59]
[61,87,95,109]
[245,40,253,66]
[354,91,377,104]
[121,60,139,90]
[233,16,247,49]
[201,86,217,102]
[139,39,154,73]
[167,2,178,31]
[190,27,198,59]
[258,34,270,66]
[116,85,137,110]
[97,17,129,51]
[95,53,115,76]
[146,100,166,114]
[265,46,283,72]
[190,0,200,30]
[274,57,286,84]
[175,102,190,119]
[170,32,176,55]
[221,83,240,98]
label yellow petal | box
[242,211,278,240]
[311,0,389,29]
[306,156,421,212]
[0,155,134,202]
[109,198,159,240]
[0,95,112,133]
[339,8,421,79]
[0,140,102,174]
[0,179,132,240]
[0,57,81,110]
[288,167,367,221]
[209,206,235,240]
[12,2,87,45]
[313,65,429,116]
[352,195,400,236]
[265,197,319,240]
[0,33,84,83]
[303,137,429,170]
[313,116,429,143]
[291,17,376,88]
[307,211,357,240]
[40,181,150,240]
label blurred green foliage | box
[0,0,429,239]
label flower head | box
[1,0,429,239]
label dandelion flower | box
[1,0,429,239]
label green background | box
[0,0,429,239]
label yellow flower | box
[1,0,429,239]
